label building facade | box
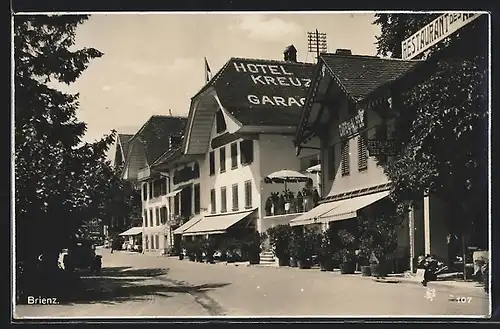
[292,50,430,272]
[167,48,321,240]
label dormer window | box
[216,110,227,134]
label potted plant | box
[318,228,338,271]
[295,228,319,269]
[178,240,185,260]
[267,225,292,266]
[184,240,196,262]
[203,236,217,264]
[337,229,357,274]
[193,239,203,262]
[242,231,265,265]
[357,203,402,278]
[225,238,239,263]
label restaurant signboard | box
[401,13,482,60]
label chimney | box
[335,49,352,55]
[283,45,297,62]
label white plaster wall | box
[324,99,390,197]
[205,125,261,220]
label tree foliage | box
[14,14,115,268]
[373,14,488,242]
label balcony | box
[138,167,151,181]
[263,188,321,217]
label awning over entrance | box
[173,214,204,235]
[165,184,188,198]
[119,227,143,236]
[290,190,390,226]
[319,190,390,223]
[182,208,257,236]
[289,201,343,227]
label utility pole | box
[307,29,328,63]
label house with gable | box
[172,46,320,239]
[291,49,434,272]
[113,133,134,168]
[120,115,187,252]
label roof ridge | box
[321,53,423,62]
[229,56,314,66]
[150,114,188,119]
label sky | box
[65,13,381,157]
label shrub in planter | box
[184,240,196,261]
[192,239,203,262]
[357,202,402,278]
[242,231,265,265]
[267,225,292,266]
[203,236,217,264]
[318,227,341,271]
[178,240,185,260]
[337,229,357,274]
[293,228,320,269]
[225,238,240,263]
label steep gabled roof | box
[194,57,316,127]
[295,53,423,146]
[320,53,421,101]
[118,134,134,159]
[129,115,187,165]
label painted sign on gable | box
[215,59,315,109]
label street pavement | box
[14,248,490,319]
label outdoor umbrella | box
[306,164,321,174]
[264,169,309,191]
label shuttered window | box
[209,151,215,175]
[341,140,350,176]
[358,132,368,171]
[221,186,227,213]
[240,140,254,165]
[194,183,200,214]
[210,189,216,214]
[244,180,252,209]
[231,143,238,169]
[232,184,239,211]
[219,147,226,172]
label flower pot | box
[321,259,335,272]
[278,256,290,267]
[361,265,371,276]
[178,254,184,260]
[290,258,298,267]
[370,263,388,277]
[206,255,214,264]
[298,259,312,269]
[188,255,195,262]
[340,262,356,274]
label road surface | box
[14,249,490,318]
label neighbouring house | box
[113,134,134,168]
[169,45,320,242]
[120,115,188,254]
[291,49,430,272]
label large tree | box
[373,14,488,247]
[14,15,115,271]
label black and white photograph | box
[12,11,491,319]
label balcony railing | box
[264,188,321,217]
